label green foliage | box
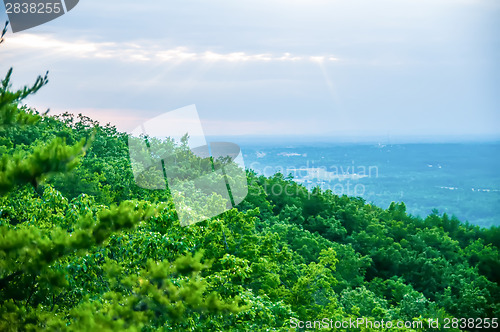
[0,51,245,330]
[1,27,499,330]
[0,67,47,128]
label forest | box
[1,25,499,331]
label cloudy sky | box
[1,0,498,141]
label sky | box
[0,0,499,141]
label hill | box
[0,57,499,331]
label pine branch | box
[0,21,8,45]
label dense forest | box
[1,26,499,331]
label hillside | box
[1,65,499,330]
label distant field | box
[240,142,500,228]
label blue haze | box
[232,141,500,228]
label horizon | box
[206,134,500,145]
[45,109,500,145]
[1,0,498,140]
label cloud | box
[45,106,316,136]
[47,107,148,132]
[3,33,339,64]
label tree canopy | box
[0,27,498,331]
